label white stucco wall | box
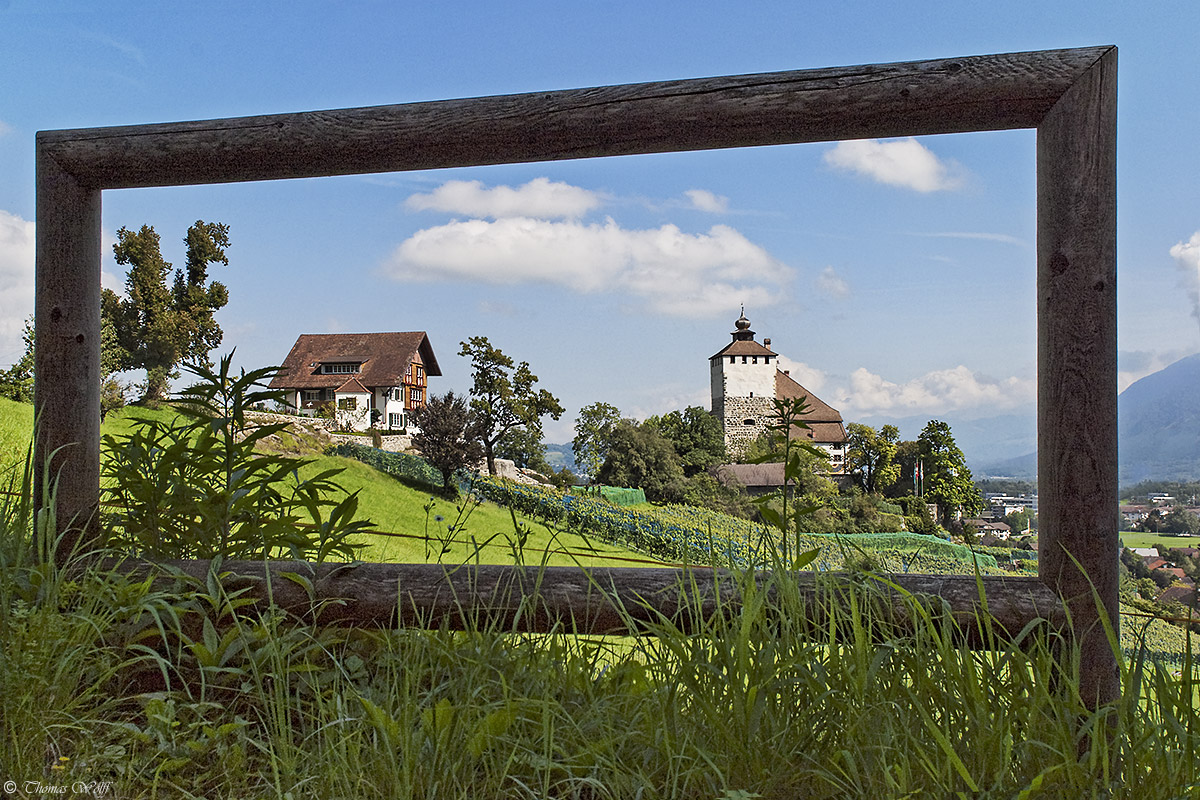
[719,356,776,399]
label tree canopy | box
[459,336,563,475]
[646,406,726,477]
[596,420,686,503]
[102,220,231,403]
[410,390,485,496]
[846,422,900,494]
[918,419,982,525]
[573,401,623,482]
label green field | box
[1119,530,1200,550]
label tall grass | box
[2,422,1199,796]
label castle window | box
[743,418,755,426]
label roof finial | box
[734,305,751,331]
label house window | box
[302,389,333,404]
[752,357,757,364]
[337,397,358,411]
[407,388,424,409]
[741,356,747,363]
[729,356,735,364]
[323,362,360,374]
[389,412,403,429]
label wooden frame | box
[35,46,1118,703]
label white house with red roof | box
[710,311,847,471]
[270,331,440,432]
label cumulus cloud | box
[684,189,729,214]
[835,365,1034,417]
[774,356,828,393]
[405,177,602,220]
[385,216,791,318]
[815,266,850,299]
[824,138,965,192]
[0,210,35,366]
[1170,230,1200,338]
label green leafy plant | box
[101,353,369,561]
[751,395,827,569]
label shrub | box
[102,354,370,561]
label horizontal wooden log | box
[38,47,1111,190]
[104,560,1067,648]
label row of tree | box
[844,419,983,526]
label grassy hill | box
[1,401,658,568]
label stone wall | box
[720,395,776,460]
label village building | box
[709,310,847,469]
[270,331,440,432]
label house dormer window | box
[322,362,360,375]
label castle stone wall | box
[720,395,775,460]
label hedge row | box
[327,442,444,488]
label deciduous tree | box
[646,406,726,477]
[410,390,485,496]
[846,422,900,494]
[459,336,563,475]
[918,419,982,526]
[572,401,622,481]
[596,420,685,502]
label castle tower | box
[709,309,779,458]
[709,309,850,469]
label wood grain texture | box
[1036,47,1119,706]
[38,47,1110,190]
[104,560,1067,647]
[34,149,102,557]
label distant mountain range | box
[1117,352,1200,484]
[871,352,1200,483]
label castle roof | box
[775,370,847,444]
[709,339,775,360]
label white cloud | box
[1118,348,1193,393]
[684,189,729,214]
[0,120,13,137]
[835,365,1034,417]
[0,210,35,366]
[1170,230,1200,339]
[815,266,850,299]
[384,217,792,318]
[912,231,1026,246]
[774,356,827,393]
[824,138,965,192]
[405,177,602,220]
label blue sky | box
[2,1,1198,453]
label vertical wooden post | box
[1036,48,1119,707]
[34,145,102,560]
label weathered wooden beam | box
[114,561,1067,648]
[1036,47,1119,705]
[34,147,102,555]
[37,47,1110,190]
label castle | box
[709,311,847,472]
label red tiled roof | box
[336,377,370,394]
[269,332,441,391]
